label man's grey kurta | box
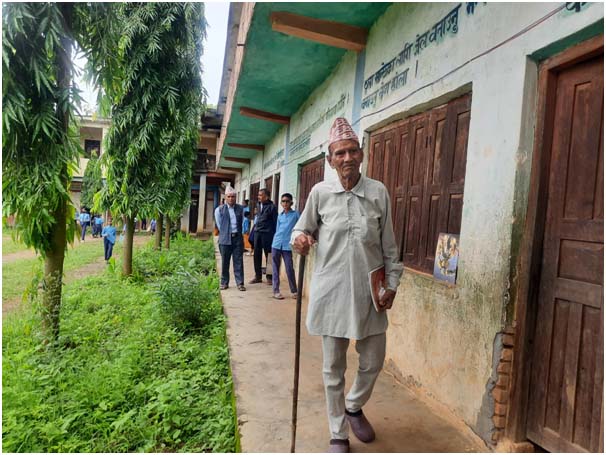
[291,175,404,340]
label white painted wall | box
[228,1,603,443]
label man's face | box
[281,196,293,211]
[258,190,268,203]
[327,139,363,181]
[226,193,236,206]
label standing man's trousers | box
[322,332,386,440]
[219,234,245,286]
[253,231,273,279]
[271,248,297,295]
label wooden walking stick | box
[291,254,306,453]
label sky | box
[77,2,230,112]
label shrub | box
[132,237,216,281]
[155,268,219,333]
[2,237,236,452]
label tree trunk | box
[122,214,135,276]
[155,213,163,250]
[41,2,72,344]
[42,199,67,343]
[164,215,171,250]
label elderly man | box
[292,117,403,453]
[214,186,246,291]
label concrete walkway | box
[217,242,487,453]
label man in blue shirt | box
[78,208,91,241]
[271,193,300,300]
[214,186,246,291]
[101,218,117,263]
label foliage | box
[90,3,206,221]
[3,238,237,452]
[156,268,217,333]
[132,234,215,281]
[80,155,103,210]
[2,2,80,254]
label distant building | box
[71,110,238,234]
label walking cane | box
[291,254,306,453]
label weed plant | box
[2,238,237,452]
[133,234,215,281]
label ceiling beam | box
[218,166,243,173]
[270,12,368,52]
[240,106,290,125]
[224,156,251,165]
[227,143,265,152]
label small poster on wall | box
[433,233,460,284]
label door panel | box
[527,54,603,454]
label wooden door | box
[264,176,273,201]
[527,54,603,453]
[298,157,324,212]
[204,190,214,230]
[250,182,260,219]
[273,173,281,203]
[189,191,199,233]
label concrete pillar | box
[181,203,190,233]
[197,174,207,233]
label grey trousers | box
[321,332,386,440]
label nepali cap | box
[329,117,359,147]
[225,186,237,196]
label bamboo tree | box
[86,3,206,275]
[2,3,80,342]
[80,154,103,210]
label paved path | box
[217,241,487,453]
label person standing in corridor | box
[271,193,299,300]
[292,117,403,453]
[215,186,246,291]
[249,188,277,285]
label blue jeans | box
[271,248,297,295]
[104,237,114,261]
[81,221,89,240]
[219,234,244,286]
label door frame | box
[506,34,603,444]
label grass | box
[2,237,237,452]
[2,234,151,303]
[2,234,32,255]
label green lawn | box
[2,235,152,303]
[2,234,32,255]
[2,237,237,452]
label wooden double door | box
[526,45,603,452]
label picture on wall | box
[433,233,460,284]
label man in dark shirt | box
[249,188,278,284]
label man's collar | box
[330,174,365,197]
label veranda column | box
[197,174,207,233]
[181,199,190,233]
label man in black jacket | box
[249,188,278,284]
